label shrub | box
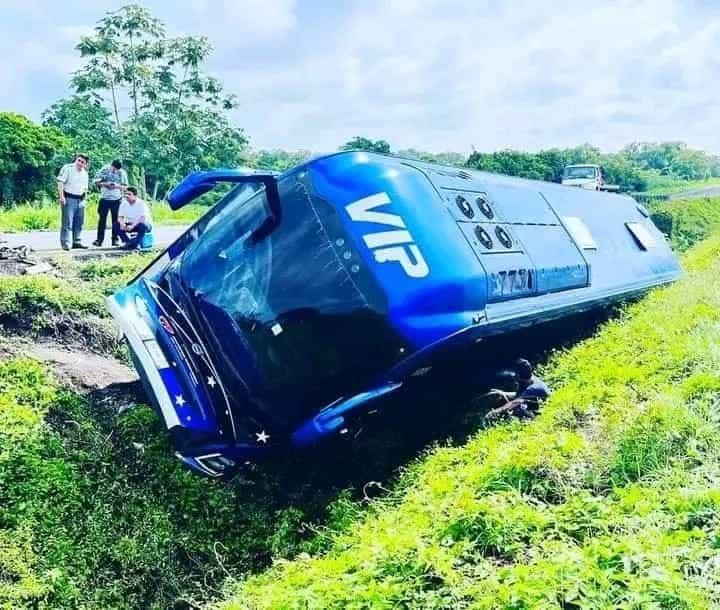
[649,196,720,251]
[0,113,70,206]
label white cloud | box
[2,0,719,154]
[182,0,297,42]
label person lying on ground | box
[115,187,152,250]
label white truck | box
[561,164,620,192]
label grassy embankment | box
[214,206,720,607]
[0,254,152,353]
[0,196,205,233]
[643,174,720,195]
[0,256,464,608]
[0,254,363,609]
[0,355,352,609]
[649,196,720,252]
[0,197,718,608]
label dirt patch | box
[29,343,137,390]
[1,336,145,419]
[0,313,121,356]
[1,337,136,389]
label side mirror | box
[166,168,280,210]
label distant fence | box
[629,192,671,204]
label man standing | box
[56,154,90,250]
[93,159,128,247]
[116,187,152,250]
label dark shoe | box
[92,240,102,247]
[111,239,120,247]
[61,245,70,251]
[72,243,89,249]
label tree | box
[69,4,246,197]
[396,149,467,167]
[465,144,647,191]
[466,149,548,180]
[249,149,313,172]
[42,94,118,166]
[340,137,391,154]
[0,113,70,206]
[600,154,646,191]
[620,141,720,180]
[126,106,248,198]
[72,4,164,128]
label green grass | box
[0,254,153,356]
[642,174,720,195]
[0,254,150,340]
[0,260,453,609]
[0,355,468,609]
[214,233,720,608]
[0,358,320,608]
[649,196,720,251]
[0,197,206,232]
[2,193,720,608]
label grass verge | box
[0,357,331,608]
[0,197,205,233]
[1,256,481,609]
[215,232,720,608]
[0,254,150,351]
[649,196,720,252]
[642,175,720,195]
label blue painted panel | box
[308,154,489,348]
[482,184,558,225]
[540,186,681,293]
[110,282,220,436]
[439,188,499,223]
[512,224,589,293]
[456,222,536,303]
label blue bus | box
[108,151,681,477]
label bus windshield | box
[176,171,403,421]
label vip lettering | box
[345,193,429,278]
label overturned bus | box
[108,151,682,477]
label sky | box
[1,0,719,155]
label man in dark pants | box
[56,154,90,250]
[115,187,153,250]
[93,159,128,247]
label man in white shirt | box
[56,154,90,250]
[115,186,153,250]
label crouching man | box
[115,187,152,250]
[484,358,550,422]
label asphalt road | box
[1,226,188,254]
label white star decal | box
[207,376,216,388]
[175,394,186,406]
[255,430,270,444]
